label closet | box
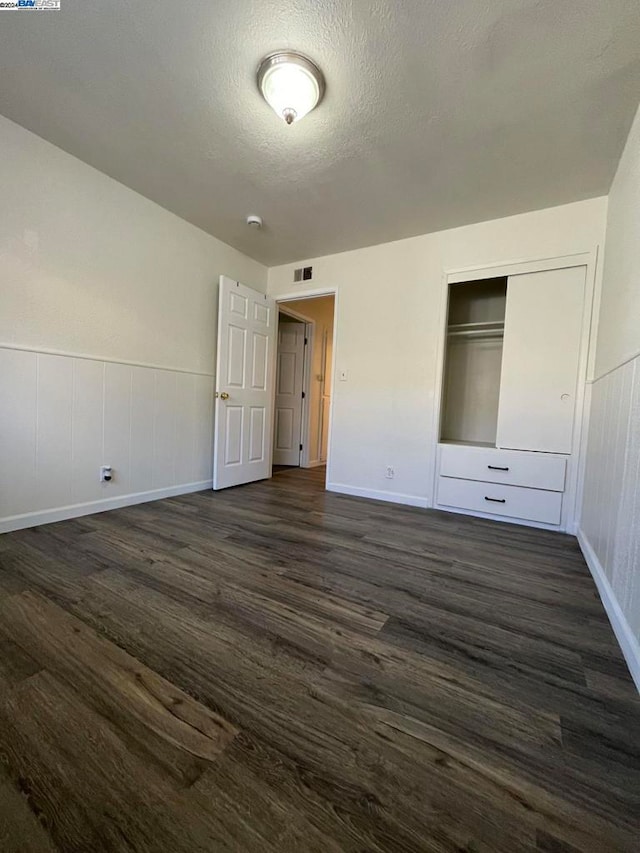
[440,277,507,446]
[435,265,587,529]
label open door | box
[213,276,276,490]
[273,321,306,465]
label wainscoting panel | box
[104,361,133,499]
[0,348,37,519]
[72,358,105,506]
[0,347,214,532]
[580,354,640,688]
[153,370,178,491]
[130,366,156,496]
[194,373,216,482]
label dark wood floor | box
[0,467,639,852]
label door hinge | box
[304,337,308,345]
[299,444,303,451]
[301,391,306,399]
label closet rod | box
[447,329,504,339]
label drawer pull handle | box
[485,496,506,503]
[488,465,509,471]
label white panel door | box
[213,276,276,489]
[273,322,305,466]
[496,266,586,454]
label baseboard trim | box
[0,481,213,534]
[326,482,429,509]
[306,460,326,469]
[577,527,640,693]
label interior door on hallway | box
[273,321,305,466]
[496,266,586,454]
[213,276,276,490]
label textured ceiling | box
[1,0,639,265]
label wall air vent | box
[293,266,313,283]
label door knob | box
[216,391,230,400]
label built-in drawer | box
[439,444,566,492]
[436,476,563,525]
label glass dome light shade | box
[258,52,325,124]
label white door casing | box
[213,276,276,490]
[319,328,331,462]
[273,321,305,466]
[496,266,586,454]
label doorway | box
[212,276,336,492]
[272,294,335,478]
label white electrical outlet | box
[100,465,113,483]
[385,466,394,479]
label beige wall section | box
[580,101,640,690]
[282,297,334,464]
[595,102,640,379]
[268,197,607,505]
[0,115,267,374]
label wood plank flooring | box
[0,466,638,852]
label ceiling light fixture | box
[257,51,325,125]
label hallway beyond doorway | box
[273,294,335,473]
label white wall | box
[0,116,267,531]
[580,102,640,690]
[268,198,607,507]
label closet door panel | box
[496,266,585,454]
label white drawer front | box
[437,476,563,525]
[439,444,566,492]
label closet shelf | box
[447,320,505,339]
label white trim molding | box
[0,343,214,377]
[577,528,640,693]
[446,251,593,284]
[0,480,213,535]
[327,482,429,509]
[588,346,640,384]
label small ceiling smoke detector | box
[257,51,325,125]
[246,214,263,229]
